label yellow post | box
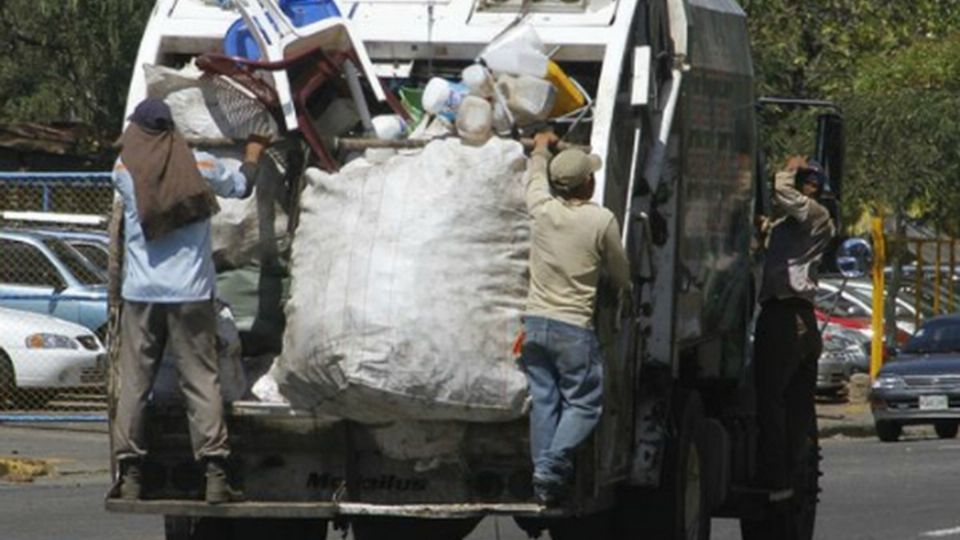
[935,239,942,314]
[950,240,956,313]
[915,240,924,328]
[871,216,887,379]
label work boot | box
[204,458,242,504]
[118,459,142,501]
[532,475,568,508]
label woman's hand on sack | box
[244,134,271,164]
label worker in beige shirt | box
[519,130,630,506]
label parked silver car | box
[817,327,867,395]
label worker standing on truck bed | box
[519,130,631,506]
[753,156,835,515]
[110,98,267,504]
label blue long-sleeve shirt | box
[112,152,248,303]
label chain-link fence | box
[0,172,113,418]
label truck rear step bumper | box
[105,499,570,519]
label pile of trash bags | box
[140,6,596,420]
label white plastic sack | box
[144,62,278,144]
[153,302,248,404]
[202,149,291,270]
[274,137,530,422]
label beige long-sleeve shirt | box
[758,169,836,305]
[524,149,631,328]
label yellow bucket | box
[546,61,586,117]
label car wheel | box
[0,349,18,410]
[875,421,902,443]
[934,421,959,439]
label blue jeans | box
[520,316,604,486]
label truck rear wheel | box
[546,510,618,540]
[621,391,711,540]
[739,429,820,540]
[164,516,328,540]
[350,516,479,540]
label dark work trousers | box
[113,300,229,463]
[753,298,822,491]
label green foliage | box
[843,34,960,233]
[0,0,153,146]
[742,0,960,233]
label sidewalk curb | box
[818,423,875,439]
[816,401,875,439]
[0,422,108,434]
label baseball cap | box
[798,159,828,190]
[549,149,603,192]
[128,98,175,132]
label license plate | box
[919,395,949,410]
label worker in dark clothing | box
[519,130,631,506]
[753,156,835,514]
[111,98,267,504]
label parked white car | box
[0,306,105,405]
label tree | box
[843,34,960,345]
[743,0,960,184]
[0,0,153,148]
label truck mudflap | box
[104,499,581,520]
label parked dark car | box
[870,315,960,442]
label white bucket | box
[456,95,493,146]
[479,23,550,78]
[422,78,470,121]
[461,64,495,98]
[496,74,557,125]
[366,114,409,163]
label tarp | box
[273,137,531,422]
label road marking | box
[923,526,960,537]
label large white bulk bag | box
[274,138,530,422]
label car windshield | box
[42,238,106,285]
[71,243,109,273]
[902,319,960,354]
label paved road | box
[2,425,959,539]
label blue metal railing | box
[0,414,107,423]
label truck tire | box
[164,516,226,540]
[164,516,328,540]
[546,510,617,540]
[740,429,820,540]
[624,391,711,540]
[351,517,479,540]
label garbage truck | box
[104,0,851,539]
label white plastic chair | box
[232,0,387,132]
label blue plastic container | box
[282,0,341,27]
[224,18,262,60]
[222,0,341,60]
